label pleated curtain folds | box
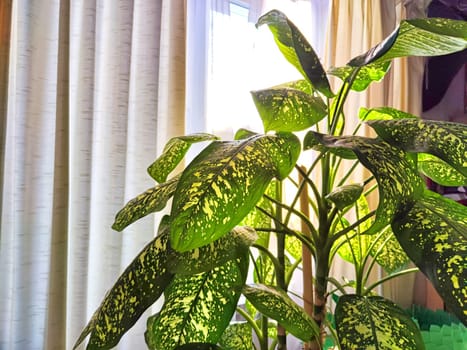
[0,1,185,349]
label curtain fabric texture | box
[0,1,185,349]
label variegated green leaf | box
[368,119,467,177]
[392,189,467,324]
[146,256,249,350]
[148,133,219,183]
[73,225,174,350]
[335,295,424,349]
[328,61,391,92]
[242,284,320,342]
[359,107,418,121]
[326,184,364,210]
[256,10,333,97]
[349,18,467,67]
[168,226,257,275]
[303,131,357,159]
[370,225,409,274]
[170,133,301,252]
[219,322,253,350]
[251,88,327,132]
[285,234,302,261]
[234,128,257,140]
[272,79,313,94]
[418,153,467,186]
[311,133,425,234]
[112,176,179,231]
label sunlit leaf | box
[326,184,364,210]
[328,62,391,92]
[73,223,174,350]
[168,226,257,275]
[285,234,302,261]
[310,133,425,234]
[272,79,313,94]
[368,119,467,177]
[349,18,467,67]
[252,88,327,132]
[335,295,424,349]
[112,176,179,231]
[219,322,253,350]
[359,107,419,121]
[146,256,249,350]
[418,153,467,187]
[392,189,467,324]
[370,225,410,274]
[242,284,320,342]
[148,133,219,182]
[256,10,333,97]
[170,133,301,252]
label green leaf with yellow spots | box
[168,226,257,275]
[112,176,179,232]
[148,133,219,183]
[310,133,425,234]
[368,119,467,177]
[326,184,364,210]
[370,225,410,275]
[328,61,391,92]
[392,189,467,324]
[251,88,327,132]
[219,322,252,350]
[359,107,419,121]
[145,255,249,350]
[348,18,467,67]
[335,295,424,349]
[73,226,174,350]
[418,153,467,186]
[170,133,301,252]
[256,10,333,98]
[303,132,357,159]
[242,284,320,342]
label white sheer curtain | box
[0,1,185,349]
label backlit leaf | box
[73,224,174,350]
[251,88,327,132]
[359,107,418,121]
[368,119,467,177]
[256,10,333,97]
[168,226,257,275]
[170,133,301,252]
[310,133,425,234]
[335,295,424,349]
[148,133,218,183]
[349,18,467,67]
[370,225,410,274]
[242,284,320,342]
[146,256,249,350]
[112,176,179,231]
[418,153,467,187]
[392,190,467,324]
[219,322,253,350]
[328,62,391,92]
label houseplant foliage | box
[74,10,467,350]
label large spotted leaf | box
[219,322,252,350]
[145,255,249,350]
[148,133,219,183]
[242,284,320,342]
[170,133,301,252]
[418,153,467,187]
[368,118,467,177]
[328,61,391,92]
[348,18,467,67]
[310,133,424,234]
[359,107,418,121]
[251,88,327,132]
[256,10,333,97]
[392,189,467,324]
[73,225,174,350]
[335,295,424,349]
[167,226,257,275]
[370,225,409,274]
[112,176,179,231]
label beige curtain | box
[0,1,185,349]
[324,0,426,308]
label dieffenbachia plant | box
[74,10,467,350]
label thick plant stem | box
[276,181,287,350]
